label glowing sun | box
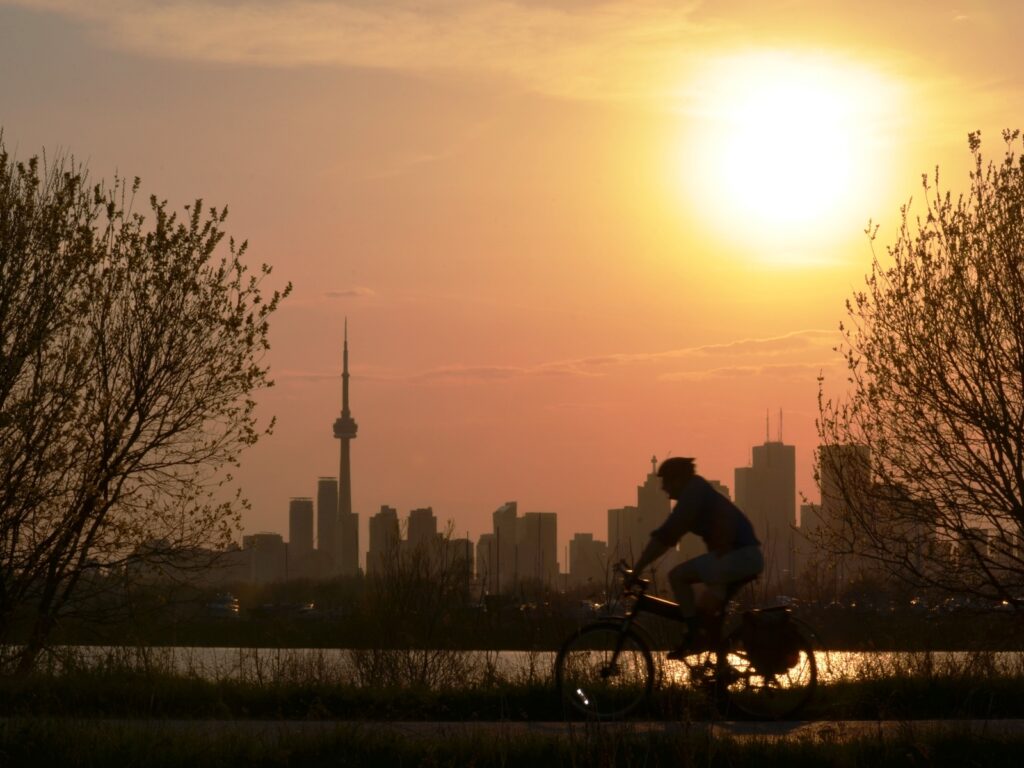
[680,51,896,260]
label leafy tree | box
[817,130,1024,611]
[0,138,289,672]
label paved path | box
[7,719,1024,743]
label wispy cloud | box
[690,329,839,357]
[5,0,711,102]
[277,329,842,386]
[409,359,602,384]
[325,287,376,299]
[575,329,839,368]
[660,362,839,382]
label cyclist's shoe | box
[665,629,711,661]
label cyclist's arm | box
[632,537,670,576]
[633,495,698,575]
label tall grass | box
[3,645,1024,720]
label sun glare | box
[678,51,898,262]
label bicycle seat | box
[723,575,758,603]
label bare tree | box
[817,130,1024,610]
[0,141,289,672]
[349,521,477,688]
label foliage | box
[0,137,289,672]
[817,130,1024,607]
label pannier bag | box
[740,608,803,675]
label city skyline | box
[270,350,808,577]
[273,432,804,589]
[266,326,812,573]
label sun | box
[677,51,897,261]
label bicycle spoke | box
[555,622,654,720]
[717,632,817,719]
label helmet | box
[657,457,695,479]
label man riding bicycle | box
[629,457,764,659]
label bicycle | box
[554,562,817,720]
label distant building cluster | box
[139,331,931,598]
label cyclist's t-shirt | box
[651,475,761,554]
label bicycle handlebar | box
[614,559,651,594]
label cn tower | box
[334,320,358,513]
[333,320,359,574]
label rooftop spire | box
[342,318,350,417]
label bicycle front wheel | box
[554,621,655,720]
[715,617,817,720]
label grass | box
[2,646,1024,721]
[2,718,1024,767]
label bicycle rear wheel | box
[715,617,817,720]
[554,621,655,719]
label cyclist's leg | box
[667,555,714,618]
[692,548,765,622]
[702,545,765,614]
[666,555,721,657]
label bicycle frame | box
[600,584,688,669]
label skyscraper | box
[316,476,338,567]
[735,432,797,588]
[367,505,399,576]
[608,457,670,565]
[817,443,872,586]
[288,497,314,558]
[569,532,608,589]
[333,321,360,576]
[492,501,517,592]
[244,532,287,584]
[476,532,495,591]
[408,507,438,549]
[516,511,558,586]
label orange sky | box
[3,1,1023,563]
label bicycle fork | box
[600,614,638,678]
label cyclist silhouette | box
[629,457,764,659]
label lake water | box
[41,645,1024,686]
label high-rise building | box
[332,321,360,576]
[516,511,558,586]
[795,501,820,571]
[289,498,314,557]
[608,457,670,565]
[819,444,871,519]
[476,532,495,591]
[243,532,287,584]
[408,507,438,550]
[735,432,797,587]
[338,513,359,577]
[445,536,474,588]
[818,442,872,586]
[288,497,314,578]
[316,476,338,569]
[569,532,608,589]
[367,505,399,576]
[607,505,640,562]
[492,501,517,592]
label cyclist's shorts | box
[687,545,764,598]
